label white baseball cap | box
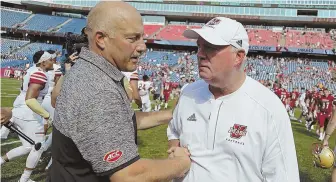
[183,17,249,54]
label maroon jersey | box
[291,91,299,101]
[274,88,282,98]
[280,91,290,104]
[312,92,320,100]
[321,95,334,114]
[163,82,173,93]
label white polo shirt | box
[167,76,299,182]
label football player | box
[41,50,62,120]
[138,75,153,112]
[297,88,308,123]
[322,94,336,181]
[0,51,54,182]
[163,77,173,109]
[288,88,299,120]
[319,89,335,140]
[152,77,163,111]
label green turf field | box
[1,78,335,182]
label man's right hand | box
[0,107,12,125]
[167,147,191,177]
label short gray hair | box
[231,46,247,70]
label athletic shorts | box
[317,113,327,127]
[11,116,45,147]
[163,92,170,102]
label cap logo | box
[205,18,221,28]
[236,40,242,47]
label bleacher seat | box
[247,29,282,46]
[285,30,334,49]
[58,18,86,34]
[144,25,162,38]
[21,14,69,32]
[0,9,31,27]
[14,42,63,58]
[1,39,29,54]
[155,25,201,41]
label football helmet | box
[312,143,335,169]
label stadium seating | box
[58,18,86,34]
[20,14,69,32]
[247,29,282,46]
[155,25,201,41]
[0,9,31,27]
[1,42,63,68]
[1,39,30,54]
[14,42,63,58]
[144,25,162,38]
[1,59,31,68]
[285,30,334,49]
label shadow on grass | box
[293,126,319,139]
[300,170,314,182]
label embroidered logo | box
[205,18,221,28]
[228,124,247,139]
[236,40,243,47]
[103,150,123,163]
[187,113,197,121]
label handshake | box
[167,146,191,178]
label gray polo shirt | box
[51,47,139,182]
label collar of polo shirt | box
[79,47,125,82]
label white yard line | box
[1,134,50,146]
[1,140,21,146]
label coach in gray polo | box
[51,2,191,182]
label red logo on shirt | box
[228,124,247,139]
[103,150,123,163]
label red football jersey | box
[321,95,334,114]
[291,91,299,101]
[312,92,320,100]
[274,88,282,98]
[163,82,173,92]
[280,91,290,104]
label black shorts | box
[153,94,161,100]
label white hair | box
[231,46,247,71]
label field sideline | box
[1,78,335,182]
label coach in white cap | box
[167,17,300,182]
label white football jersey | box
[13,66,50,121]
[138,81,152,97]
[14,66,49,107]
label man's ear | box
[234,50,246,68]
[95,31,106,50]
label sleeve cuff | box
[167,126,179,141]
[96,155,140,177]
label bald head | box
[85,1,146,73]
[87,1,142,37]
